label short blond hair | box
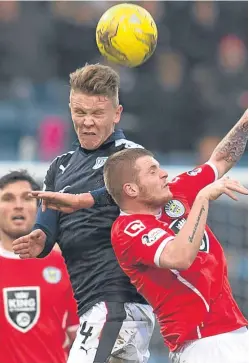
[70,63,120,106]
[104,148,153,206]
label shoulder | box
[112,214,159,239]
[44,249,66,267]
[111,216,148,254]
[44,150,76,185]
[48,150,76,172]
[168,163,218,188]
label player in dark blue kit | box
[12,64,155,363]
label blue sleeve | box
[33,206,59,258]
[33,157,59,258]
[90,186,115,206]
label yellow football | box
[96,3,158,67]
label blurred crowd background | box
[0,0,247,163]
[0,1,247,362]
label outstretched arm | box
[209,110,248,178]
[30,187,114,213]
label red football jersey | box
[112,163,247,352]
[0,248,79,363]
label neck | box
[121,201,161,216]
[0,232,14,252]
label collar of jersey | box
[120,209,162,219]
[76,129,126,153]
[0,242,20,259]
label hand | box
[12,229,47,259]
[198,176,248,201]
[30,191,83,213]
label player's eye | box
[94,111,104,116]
[75,109,85,115]
[1,195,14,202]
[24,195,33,201]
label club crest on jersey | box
[92,157,108,170]
[3,287,40,333]
[124,220,146,237]
[187,167,202,176]
[43,267,62,284]
[169,218,209,253]
[164,200,185,218]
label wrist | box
[90,187,113,207]
[195,192,210,203]
[78,193,94,209]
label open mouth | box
[12,216,25,221]
[83,132,96,136]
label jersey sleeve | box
[113,217,175,268]
[65,291,79,332]
[57,251,79,331]
[42,157,59,192]
[60,263,79,354]
[90,187,115,206]
[34,158,60,257]
[170,162,219,205]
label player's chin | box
[9,227,32,239]
[80,137,102,150]
[164,188,173,202]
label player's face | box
[135,156,173,207]
[70,91,123,150]
[0,181,37,239]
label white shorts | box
[169,327,248,363]
[67,301,155,363]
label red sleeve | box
[112,216,175,268]
[169,162,219,205]
[50,250,79,331]
[65,289,79,332]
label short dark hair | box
[70,63,120,106]
[0,170,40,191]
[104,148,153,205]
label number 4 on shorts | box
[80,321,93,345]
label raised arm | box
[159,177,247,270]
[208,110,248,178]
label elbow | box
[171,259,193,271]
[158,239,196,270]
[176,259,193,270]
[159,255,193,271]
[208,157,230,179]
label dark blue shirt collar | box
[103,129,125,145]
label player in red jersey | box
[0,171,79,363]
[102,112,248,363]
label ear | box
[123,182,139,198]
[114,105,123,125]
[68,102,71,110]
